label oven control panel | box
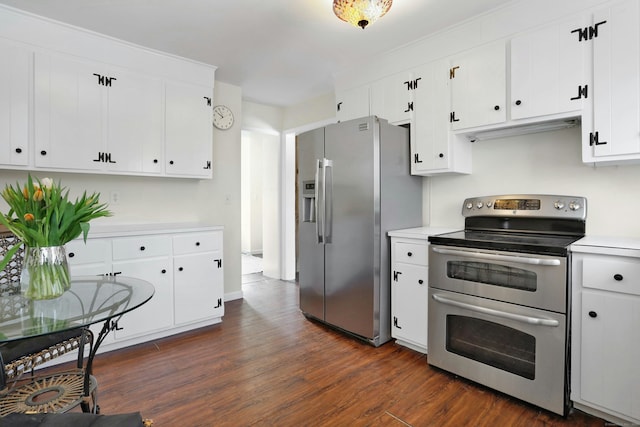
[462,194,587,219]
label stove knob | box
[466,202,473,210]
[569,201,581,211]
[476,201,484,209]
[554,201,565,210]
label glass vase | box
[20,246,71,300]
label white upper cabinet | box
[510,15,589,121]
[34,52,163,174]
[335,85,370,122]
[0,39,30,167]
[370,71,415,125]
[412,60,471,175]
[165,81,213,178]
[582,0,640,165]
[105,65,163,174]
[34,52,103,172]
[449,41,506,130]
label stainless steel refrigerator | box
[297,116,422,346]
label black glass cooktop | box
[428,230,584,256]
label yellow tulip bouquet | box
[0,175,111,299]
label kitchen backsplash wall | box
[426,126,640,238]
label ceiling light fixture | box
[333,0,393,30]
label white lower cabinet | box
[389,228,450,354]
[173,232,224,325]
[66,225,224,353]
[112,257,173,340]
[571,240,640,426]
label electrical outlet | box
[110,191,120,205]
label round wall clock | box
[212,105,234,130]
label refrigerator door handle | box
[315,158,323,244]
[324,159,333,244]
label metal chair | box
[0,230,98,416]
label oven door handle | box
[432,294,560,327]
[431,247,561,266]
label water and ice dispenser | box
[302,180,316,223]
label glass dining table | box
[0,275,154,415]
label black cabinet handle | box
[178,267,184,272]
[439,153,444,158]
[196,242,200,246]
[68,252,75,258]
[418,279,424,285]
[407,252,413,257]
[169,160,174,165]
[40,150,47,156]
[494,105,500,111]
[153,159,158,164]
[613,273,623,281]
[161,269,167,274]
[140,246,146,251]
[515,100,522,106]
[15,148,22,153]
[588,311,597,318]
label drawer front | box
[173,232,222,255]
[582,254,640,296]
[66,239,110,265]
[112,235,171,260]
[394,242,428,266]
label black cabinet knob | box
[153,159,158,164]
[169,160,174,165]
[68,252,75,258]
[196,242,200,246]
[178,267,184,272]
[140,246,146,251]
[494,105,500,111]
[15,148,22,153]
[418,279,424,285]
[407,252,413,257]
[161,269,167,274]
[515,100,522,106]
[438,153,444,158]
[40,150,47,156]
[588,311,597,318]
[613,273,623,281]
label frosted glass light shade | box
[333,0,393,29]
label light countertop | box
[387,226,460,240]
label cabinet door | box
[584,0,640,162]
[510,15,588,120]
[174,252,223,325]
[580,290,640,420]
[450,41,506,130]
[0,40,30,167]
[412,60,471,175]
[392,263,429,351]
[34,52,104,171]
[106,66,163,174]
[370,71,414,124]
[165,81,213,178]
[335,85,370,122]
[112,257,173,339]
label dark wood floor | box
[85,274,605,426]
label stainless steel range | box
[427,194,586,416]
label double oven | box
[427,194,586,416]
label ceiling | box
[0,0,513,107]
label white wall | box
[426,126,640,238]
[241,130,264,255]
